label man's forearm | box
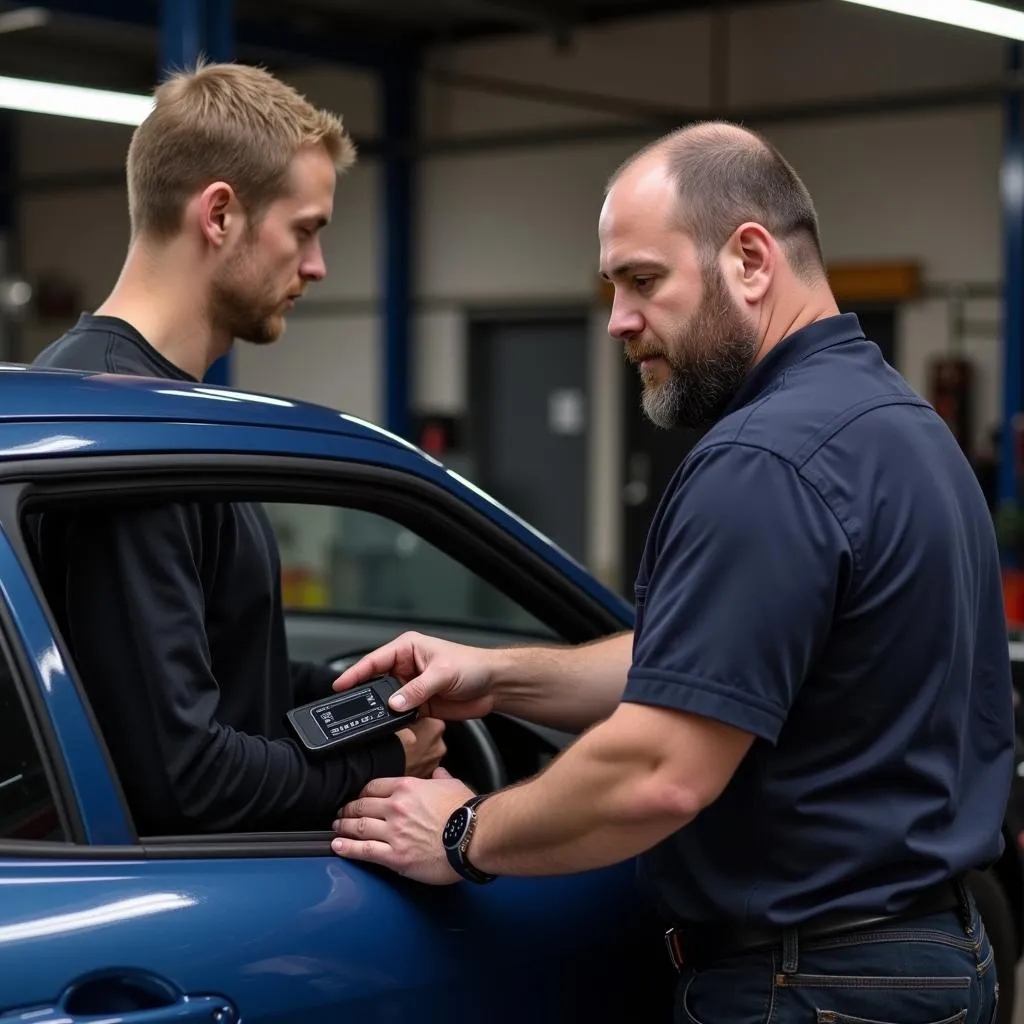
[332,703,754,884]
[489,631,633,732]
[468,704,697,876]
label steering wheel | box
[328,654,507,795]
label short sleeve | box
[624,443,852,743]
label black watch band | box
[442,794,497,884]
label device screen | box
[310,687,388,741]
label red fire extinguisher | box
[929,356,973,459]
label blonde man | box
[32,62,445,835]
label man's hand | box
[333,632,497,720]
[332,768,475,885]
[397,716,447,778]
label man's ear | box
[195,181,240,248]
[722,221,774,306]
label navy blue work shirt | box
[624,312,1015,927]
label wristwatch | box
[442,795,497,884]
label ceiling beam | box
[31,0,414,71]
[435,0,579,41]
[415,75,1023,154]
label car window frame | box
[0,451,625,860]
[0,587,79,857]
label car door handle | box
[0,969,237,1024]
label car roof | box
[0,365,636,622]
[0,364,415,450]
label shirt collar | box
[723,312,865,416]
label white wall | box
[17,115,133,357]
[409,1,1007,583]
[12,0,1013,585]
[237,312,380,422]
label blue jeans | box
[675,894,999,1024]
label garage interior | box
[0,0,1023,1017]
[1,0,1019,594]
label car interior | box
[8,465,622,845]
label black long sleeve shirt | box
[31,315,404,834]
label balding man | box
[327,122,1010,1022]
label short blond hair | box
[127,60,356,240]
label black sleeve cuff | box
[373,732,407,778]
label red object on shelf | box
[929,356,973,459]
[1004,568,1024,628]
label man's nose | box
[301,244,326,282]
[608,298,644,342]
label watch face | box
[443,806,471,849]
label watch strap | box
[445,794,497,884]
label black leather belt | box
[664,879,967,971]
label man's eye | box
[634,276,654,292]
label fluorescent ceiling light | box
[0,74,152,125]
[841,0,1024,41]
[0,7,50,35]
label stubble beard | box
[210,238,287,347]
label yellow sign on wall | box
[827,261,922,304]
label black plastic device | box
[286,676,417,754]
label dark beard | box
[632,265,758,431]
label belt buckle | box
[664,927,684,971]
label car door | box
[0,438,674,1023]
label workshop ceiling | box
[0,0,806,93]
[239,0,802,46]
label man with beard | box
[326,122,1010,1023]
[29,61,445,835]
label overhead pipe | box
[9,70,1024,198]
[412,73,1024,155]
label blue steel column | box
[0,112,18,363]
[201,0,234,387]
[205,0,234,70]
[1002,43,1024,551]
[381,57,416,440]
[159,0,234,387]
[159,0,201,75]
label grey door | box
[844,305,896,366]
[621,307,898,591]
[469,316,589,563]
[621,362,704,593]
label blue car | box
[1,367,1021,1024]
[0,366,675,1023]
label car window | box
[265,502,556,635]
[0,645,64,842]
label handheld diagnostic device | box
[286,675,417,754]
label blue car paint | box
[0,369,672,1021]
[0,855,666,1022]
[0,368,633,621]
[0,416,631,621]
